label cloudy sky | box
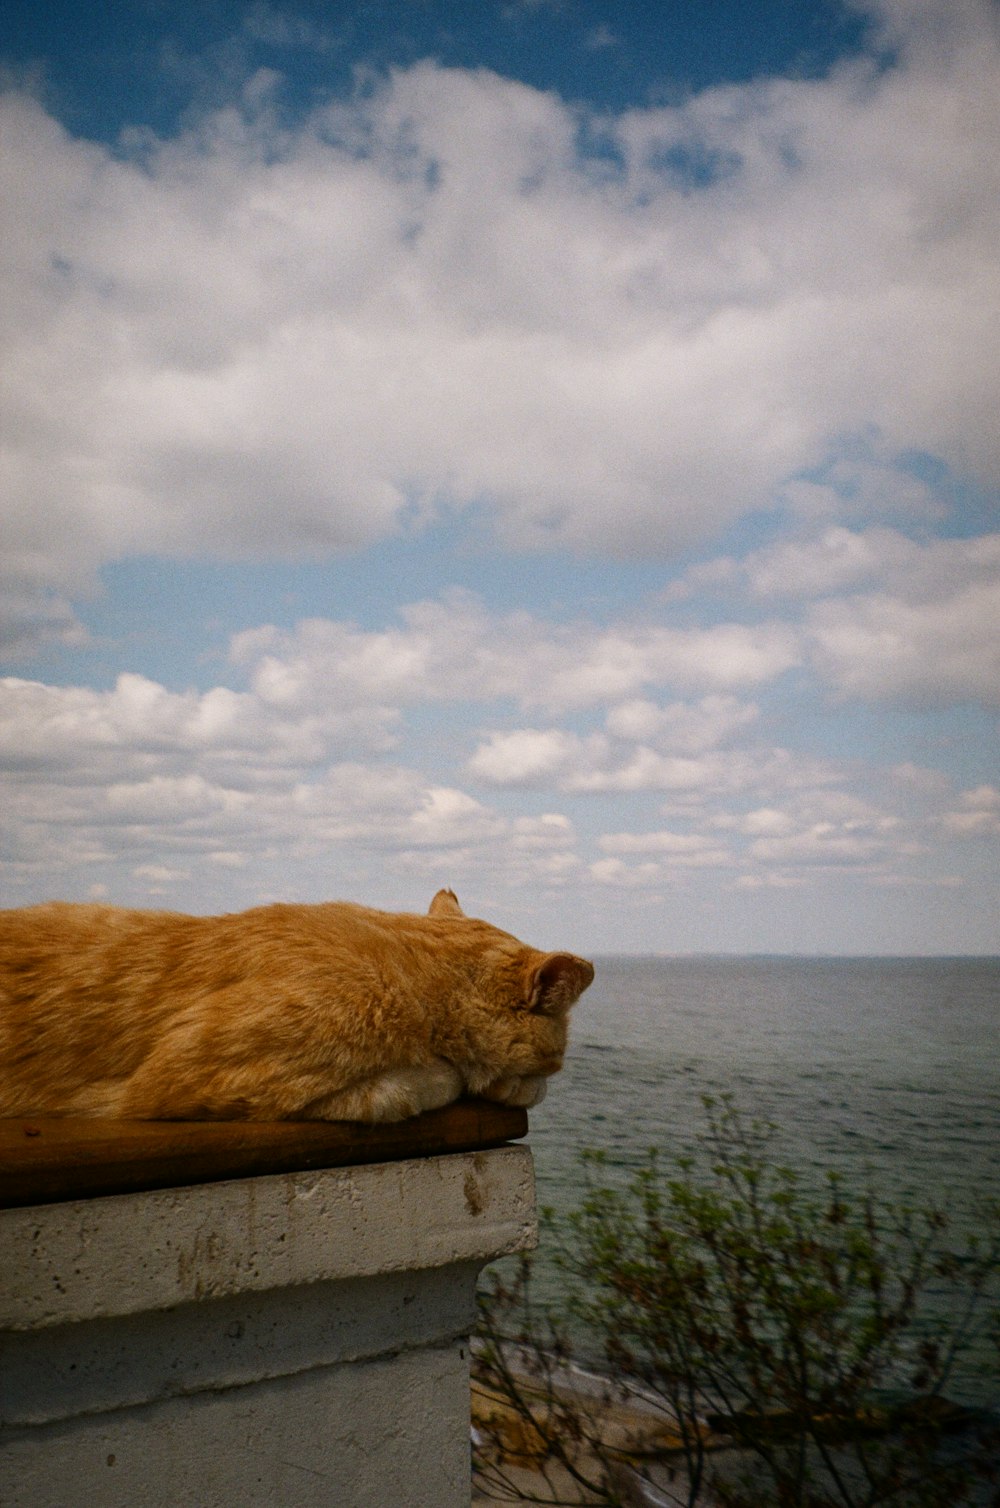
[2,0,998,955]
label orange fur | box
[0,890,593,1123]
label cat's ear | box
[525,953,594,1014]
[429,888,465,918]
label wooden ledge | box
[0,1099,528,1209]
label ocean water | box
[515,955,1000,1406]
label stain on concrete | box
[463,1171,484,1217]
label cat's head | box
[427,889,594,1096]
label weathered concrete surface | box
[5,1346,472,1508]
[1,1144,536,1330]
[1,1146,536,1508]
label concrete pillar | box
[0,1144,536,1508]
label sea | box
[510,955,1000,1410]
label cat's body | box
[0,889,593,1123]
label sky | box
[1,0,998,956]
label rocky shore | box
[471,1347,714,1506]
[470,1347,996,1507]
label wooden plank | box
[0,1099,529,1208]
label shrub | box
[474,1097,1000,1507]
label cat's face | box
[427,889,594,1091]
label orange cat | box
[0,889,593,1123]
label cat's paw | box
[365,1061,463,1120]
[302,1061,463,1122]
[481,1074,548,1109]
[410,1060,465,1113]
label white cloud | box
[0,588,995,930]
[779,454,947,526]
[511,812,577,852]
[0,581,87,659]
[583,26,618,51]
[941,785,1000,838]
[468,728,583,785]
[734,871,804,890]
[232,598,800,716]
[1,733,574,902]
[707,787,922,876]
[0,670,396,779]
[0,603,802,855]
[747,824,896,868]
[745,528,1000,604]
[3,1,999,649]
[729,806,797,838]
[598,829,731,866]
[589,857,664,887]
[663,529,1000,710]
[548,624,800,702]
[405,785,506,848]
[605,696,760,752]
[568,747,732,796]
[807,576,1000,706]
[744,526,899,598]
[131,862,190,888]
[0,652,596,904]
[468,725,845,799]
[3,0,999,957]
[105,774,246,824]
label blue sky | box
[2,0,998,955]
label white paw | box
[482,1075,547,1108]
[514,1076,547,1108]
[411,1061,465,1112]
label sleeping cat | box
[0,889,593,1123]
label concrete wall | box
[1,1145,536,1508]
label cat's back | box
[0,902,183,1003]
[0,895,508,1013]
[0,898,396,1002]
[1,900,176,955]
